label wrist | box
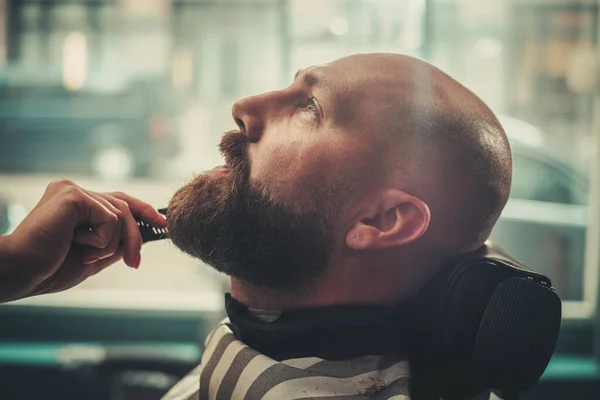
[0,233,16,269]
[0,233,35,303]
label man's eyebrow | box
[302,71,321,88]
[294,66,325,89]
[294,66,314,80]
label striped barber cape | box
[162,319,411,400]
[162,295,412,400]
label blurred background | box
[0,0,600,399]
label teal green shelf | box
[0,342,201,366]
[0,343,62,366]
[541,355,600,381]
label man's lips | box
[209,165,230,177]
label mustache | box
[219,130,250,173]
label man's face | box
[167,57,382,288]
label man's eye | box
[306,98,319,115]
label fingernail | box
[133,253,141,269]
[83,257,100,265]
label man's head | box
[167,53,511,301]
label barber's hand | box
[0,180,166,303]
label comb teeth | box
[136,208,169,243]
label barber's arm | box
[0,179,166,303]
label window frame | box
[500,144,593,320]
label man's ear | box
[345,190,431,250]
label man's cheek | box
[250,144,301,182]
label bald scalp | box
[367,54,512,255]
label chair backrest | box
[408,241,562,400]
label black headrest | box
[409,241,562,400]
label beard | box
[166,131,335,288]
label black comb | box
[136,207,169,243]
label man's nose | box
[231,95,266,142]
[232,90,290,142]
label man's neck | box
[230,247,446,310]
[230,262,426,310]
[230,278,336,310]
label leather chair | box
[409,241,562,400]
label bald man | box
[162,53,512,400]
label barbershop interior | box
[1,0,600,399]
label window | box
[491,149,588,302]
[510,152,587,206]
[0,0,598,365]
